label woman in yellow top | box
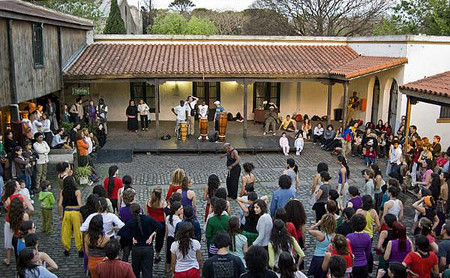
[356,195,380,239]
[268,219,305,270]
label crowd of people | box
[2,97,450,278]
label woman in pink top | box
[417,159,434,189]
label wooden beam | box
[404,96,412,150]
[327,83,333,125]
[401,89,450,105]
[296,82,301,112]
[155,79,160,139]
[57,26,63,89]
[0,10,93,30]
[243,81,248,138]
[342,82,349,129]
[7,19,19,121]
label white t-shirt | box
[85,137,93,154]
[174,105,187,121]
[198,105,208,118]
[166,214,182,237]
[170,239,201,272]
[185,100,198,116]
[138,103,150,116]
[80,212,125,237]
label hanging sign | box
[72,87,90,96]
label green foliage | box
[75,166,92,182]
[168,0,195,13]
[26,0,102,30]
[104,0,126,34]
[373,18,402,36]
[185,16,217,35]
[61,121,74,133]
[377,0,450,36]
[149,13,187,34]
[149,13,217,35]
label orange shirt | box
[77,139,89,157]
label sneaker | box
[296,151,300,155]
[146,128,148,131]
[78,250,84,258]
[142,128,144,131]
[273,133,276,136]
[198,136,202,140]
[64,250,70,257]
[263,132,266,135]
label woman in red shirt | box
[402,235,438,278]
[322,234,353,275]
[146,186,167,264]
[104,165,122,213]
[166,168,185,202]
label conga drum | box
[180,123,188,142]
[218,112,228,142]
[200,118,208,141]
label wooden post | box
[342,82,349,129]
[404,96,412,150]
[155,79,160,139]
[327,83,333,126]
[7,19,19,122]
[243,81,248,138]
[296,82,301,112]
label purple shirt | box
[389,239,411,263]
[348,196,362,211]
[120,205,133,223]
[346,232,372,267]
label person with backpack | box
[185,96,199,137]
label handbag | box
[189,103,197,117]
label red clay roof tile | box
[64,43,407,80]
[400,71,450,99]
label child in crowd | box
[295,132,304,156]
[279,132,290,156]
[364,146,377,166]
[38,181,55,234]
[18,179,32,204]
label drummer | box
[214,101,225,132]
[198,101,209,140]
[171,100,188,140]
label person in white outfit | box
[33,132,50,190]
[294,132,304,155]
[279,132,290,156]
[137,99,150,131]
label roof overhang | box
[400,88,450,105]
[400,70,450,105]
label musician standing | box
[171,100,187,140]
[347,91,360,123]
[185,96,199,137]
[197,101,209,140]
[213,101,225,132]
[221,143,241,199]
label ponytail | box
[107,165,118,198]
[131,203,143,235]
[338,155,350,178]
[169,202,182,225]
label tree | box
[376,0,450,36]
[251,0,393,36]
[242,9,296,36]
[25,0,102,30]
[149,13,187,34]
[185,16,217,35]
[104,0,126,34]
[149,13,217,35]
[192,9,245,35]
[168,0,195,13]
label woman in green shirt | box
[205,198,230,258]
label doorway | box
[371,78,380,123]
[193,82,221,121]
[388,80,398,128]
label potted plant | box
[75,166,92,185]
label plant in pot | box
[75,166,92,185]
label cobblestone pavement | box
[0,144,416,277]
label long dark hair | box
[270,219,291,254]
[62,176,78,208]
[2,180,18,203]
[169,201,182,225]
[131,203,144,235]
[337,155,350,178]
[176,222,194,258]
[96,197,108,213]
[207,174,220,199]
[80,194,99,220]
[284,199,306,229]
[278,251,296,278]
[17,247,39,278]
[9,197,25,231]
[87,214,104,249]
[213,198,227,218]
[228,216,241,252]
[392,221,407,252]
[287,158,298,174]
[107,165,118,198]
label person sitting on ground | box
[279,115,297,132]
[279,132,290,156]
[313,122,324,144]
[51,128,70,149]
[264,106,278,136]
[294,132,304,156]
[96,239,135,278]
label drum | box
[218,112,228,142]
[180,123,188,142]
[200,118,208,141]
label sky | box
[127,0,255,11]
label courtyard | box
[0,144,416,277]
